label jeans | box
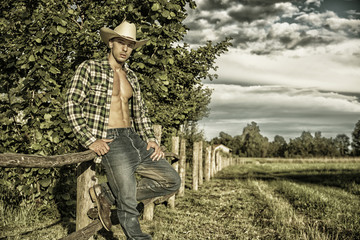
[99,128,181,238]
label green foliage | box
[0,0,230,212]
[352,120,360,156]
[268,135,288,158]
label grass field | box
[1,160,359,240]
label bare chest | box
[112,70,133,99]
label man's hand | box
[147,141,164,161]
[89,139,114,156]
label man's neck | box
[108,54,125,72]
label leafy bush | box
[0,0,230,213]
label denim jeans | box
[99,128,181,238]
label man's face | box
[109,37,136,63]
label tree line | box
[211,120,360,158]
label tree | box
[239,122,268,157]
[0,0,230,208]
[1,0,231,154]
[351,120,360,156]
[334,134,350,156]
[288,131,314,158]
[268,135,288,158]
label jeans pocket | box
[105,135,116,146]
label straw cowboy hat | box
[100,21,148,49]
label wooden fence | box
[0,125,236,239]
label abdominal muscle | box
[107,69,133,128]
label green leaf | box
[44,113,52,120]
[162,10,170,18]
[28,55,35,62]
[35,38,42,43]
[38,168,51,174]
[31,143,42,150]
[160,85,168,92]
[168,58,174,65]
[39,178,52,187]
[62,193,71,200]
[56,25,67,34]
[63,126,72,133]
[49,66,61,74]
[159,74,167,80]
[151,3,160,11]
[38,59,47,65]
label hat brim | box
[100,27,148,49]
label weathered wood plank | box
[0,150,176,168]
[178,138,186,197]
[192,142,200,191]
[76,161,97,238]
[168,136,180,209]
[59,219,103,240]
[198,141,203,186]
[204,146,211,182]
[0,150,97,168]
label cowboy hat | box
[100,21,148,49]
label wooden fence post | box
[178,138,186,197]
[76,161,97,237]
[143,125,162,221]
[192,142,200,191]
[204,146,211,182]
[218,152,222,171]
[198,141,203,186]
[168,136,180,208]
[215,151,220,174]
[211,148,216,178]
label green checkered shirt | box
[64,59,156,160]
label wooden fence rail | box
[0,150,97,168]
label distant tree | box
[231,135,243,156]
[334,134,350,156]
[313,131,337,157]
[239,122,268,157]
[268,135,288,157]
[352,120,360,156]
[288,131,314,158]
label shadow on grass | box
[216,168,360,194]
[0,220,62,240]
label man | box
[64,20,181,240]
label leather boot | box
[118,212,152,240]
[89,184,112,231]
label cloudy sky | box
[183,0,360,141]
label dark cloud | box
[238,0,295,7]
[195,0,233,11]
[184,0,360,54]
[228,5,287,23]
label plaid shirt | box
[64,59,156,161]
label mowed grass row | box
[1,161,359,239]
[141,162,360,240]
